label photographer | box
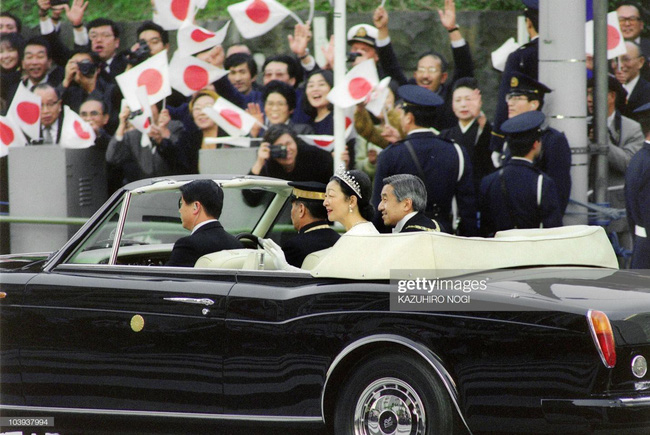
[126,21,169,67]
[59,48,120,134]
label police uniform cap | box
[347,24,378,47]
[501,111,545,135]
[521,0,539,10]
[508,72,552,97]
[398,84,444,109]
[288,181,327,201]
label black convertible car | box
[1,175,649,434]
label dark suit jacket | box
[282,220,340,267]
[400,212,442,233]
[166,221,244,267]
[23,66,65,91]
[441,120,495,191]
[623,77,650,118]
[26,115,64,145]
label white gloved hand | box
[261,238,293,271]
[491,151,503,168]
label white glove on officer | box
[261,238,303,272]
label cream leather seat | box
[194,249,277,270]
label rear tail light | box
[587,310,616,368]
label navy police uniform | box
[626,103,650,268]
[480,111,563,236]
[372,85,477,235]
[490,0,540,154]
[282,182,340,268]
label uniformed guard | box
[625,102,650,268]
[479,111,563,236]
[490,0,540,155]
[371,84,477,235]
[282,181,341,268]
[378,174,442,233]
[491,72,572,213]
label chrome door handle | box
[164,297,214,306]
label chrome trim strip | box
[109,191,132,266]
[164,297,215,306]
[620,397,650,407]
[320,334,473,434]
[0,405,323,423]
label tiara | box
[335,164,362,198]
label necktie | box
[43,127,53,144]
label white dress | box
[345,222,380,236]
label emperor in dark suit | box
[166,180,243,267]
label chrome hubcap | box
[354,377,426,435]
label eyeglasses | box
[178,197,184,208]
[505,94,529,103]
[617,55,643,64]
[417,67,439,74]
[265,101,288,108]
[618,16,642,24]
[89,32,115,40]
[41,100,60,109]
[80,110,102,117]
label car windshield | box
[63,181,286,265]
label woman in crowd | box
[303,69,334,135]
[183,89,228,174]
[248,80,313,137]
[0,32,24,114]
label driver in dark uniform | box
[281,181,340,268]
[166,180,243,267]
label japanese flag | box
[344,107,354,140]
[227,0,293,39]
[203,98,260,137]
[177,21,230,56]
[116,50,171,110]
[0,115,27,156]
[585,11,627,59]
[127,87,154,136]
[8,82,41,139]
[298,134,334,151]
[169,53,228,96]
[327,59,379,109]
[153,0,198,30]
[60,106,96,148]
[364,77,392,117]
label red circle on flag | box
[184,65,209,91]
[191,29,215,42]
[607,25,621,51]
[73,120,91,140]
[246,0,270,24]
[314,140,332,148]
[221,109,242,129]
[171,0,190,21]
[17,102,40,125]
[345,117,352,130]
[0,121,14,146]
[137,69,164,96]
[348,77,372,100]
[144,118,151,129]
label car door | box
[19,265,234,415]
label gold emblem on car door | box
[130,314,145,332]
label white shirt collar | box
[191,219,218,235]
[408,128,432,135]
[623,74,641,95]
[458,118,476,134]
[393,211,418,233]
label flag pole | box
[333,0,346,170]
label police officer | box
[492,72,572,213]
[371,84,477,235]
[625,102,650,268]
[479,111,563,236]
[490,0,540,156]
[282,181,340,268]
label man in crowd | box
[372,85,477,236]
[22,36,64,90]
[613,41,650,117]
[85,18,127,83]
[625,102,650,268]
[372,0,475,130]
[492,72,572,213]
[166,179,243,267]
[616,2,650,80]
[225,52,262,105]
[282,181,340,268]
[378,174,442,233]
[480,111,562,236]
[32,83,63,145]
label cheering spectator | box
[0,32,24,112]
[22,36,64,90]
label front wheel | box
[333,352,454,435]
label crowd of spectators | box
[1,0,649,253]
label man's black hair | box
[71,47,101,64]
[87,18,121,39]
[136,21,169,45]
[24,36,52,59]
[0,12,22,34]
[403,105,438,129]
[263,80,297,111]
[81,97,108,114]
[180,180,224,219]
[292,197,328,220]
[263,123,300,146]
[262,54,303,87]
[452,77,480,92]
[508,130,541,157]
[225,52,258,77]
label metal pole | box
[333,0,346,170]
[592,0,609,208]
[538,0,588,225]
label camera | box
[270,144,287,159]
[128,109,143,120]
[77,60,97,78]
[347,52,362,63]
[127,40,151,66]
